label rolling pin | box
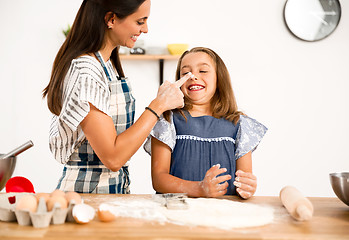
[279,186,314,221]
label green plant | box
[63,24,71,37]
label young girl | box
[144,47,267,199]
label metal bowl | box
[0,154,17,191]
[330,172,349,206]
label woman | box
[42,0,191,193]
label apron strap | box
[95,51,112,82]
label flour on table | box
[101,197,274,229]
[163,198,274,229]
[99,197,167,223]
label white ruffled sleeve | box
[59,62,110,132]
[143,112,176,155]
[235,115,267,160]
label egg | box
[35,192,50,202]
[97,203,117,222]
[50,189,65,198]
[47,196,68,211]
[97,210,115,222]
[72,203,95,224]
[15,194,38,212]
[97,209,115,222]
[65,191,82,204]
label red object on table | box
[5,176,35,193]
[8,196,16,204]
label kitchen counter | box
[0,194,348,240]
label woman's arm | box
[80,74,192,172]
[81,100,160,172]
[151,137,231,197]
[235,151,257,199]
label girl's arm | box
[151,137,231,197]
[80,74,192,172]
[235,151,257,199]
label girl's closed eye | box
[137,21,145,25]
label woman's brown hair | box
[42,0,146,116]
[165,47,244,124]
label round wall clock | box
[284,0,341,41]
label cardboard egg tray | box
[0,193,77,228]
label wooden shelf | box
[120,55,180,84]
[120,54,180,60]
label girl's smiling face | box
[180,52,217,107]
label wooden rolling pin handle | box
[280,186,314,221]
[296,204,312,221]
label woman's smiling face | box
[111,0,150,48]
[180,52,217,106]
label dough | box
[163,198,274,229]
[103,197,274,229]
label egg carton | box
[0,193,77,228]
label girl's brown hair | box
[165,47,244,124]
[42,0,146,116]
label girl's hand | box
[156,73,194,111]
[199,164,232,197]
[234,170,257,199]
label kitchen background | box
[0,0,348,197]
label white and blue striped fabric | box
[50,53,135,193]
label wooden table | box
[1,194,348,240]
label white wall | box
[0,0,348,197]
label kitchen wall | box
[0,0,348,197]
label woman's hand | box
[234,170,257,199]
[155,73,194,111]
[199,164,232,197]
